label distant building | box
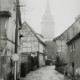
[41,0,55,59]
[41,0,55,40]
[54,16,80,64]
[44,41,56,59]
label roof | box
[53,16,80,41]
[0,11,11,17]
[22,22,47,46]
[36,33,44,38]
[67,32,80,45]
[53,35,63,41]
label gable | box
[20,22,38,42]
[54,18,80,41]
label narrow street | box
[1,0,80,80]
[22,66,64,80]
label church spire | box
[45,0,51,14]
[41,0,55,39]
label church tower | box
[41,0,55,40]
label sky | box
[20,0,80,37]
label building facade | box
[67,32,80,70]
[0,11,11,80]
[20,22,46,76]
[54,17,80,64]
[0,0,22,80]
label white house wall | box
[1,0,16,55]
[20,22,45,54]
[0,0,21,79]
[39,54,44,67]
[21,28,39,53]
[56,40,68,63]
[38,42,43,53]
[22,41,39,53]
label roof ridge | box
[22,22,47,46]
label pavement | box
[21,66,64,80]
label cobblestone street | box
[21,66,64,80]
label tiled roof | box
[67,32,80,45]
[22,22,47,46]
[53,17,80,41]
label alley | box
[22,66,64,80]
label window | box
[73,42,75,50]
[70,44,72,52]
[70,42,75,52]
[57,46,61,52]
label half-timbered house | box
[20,22,46,76]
